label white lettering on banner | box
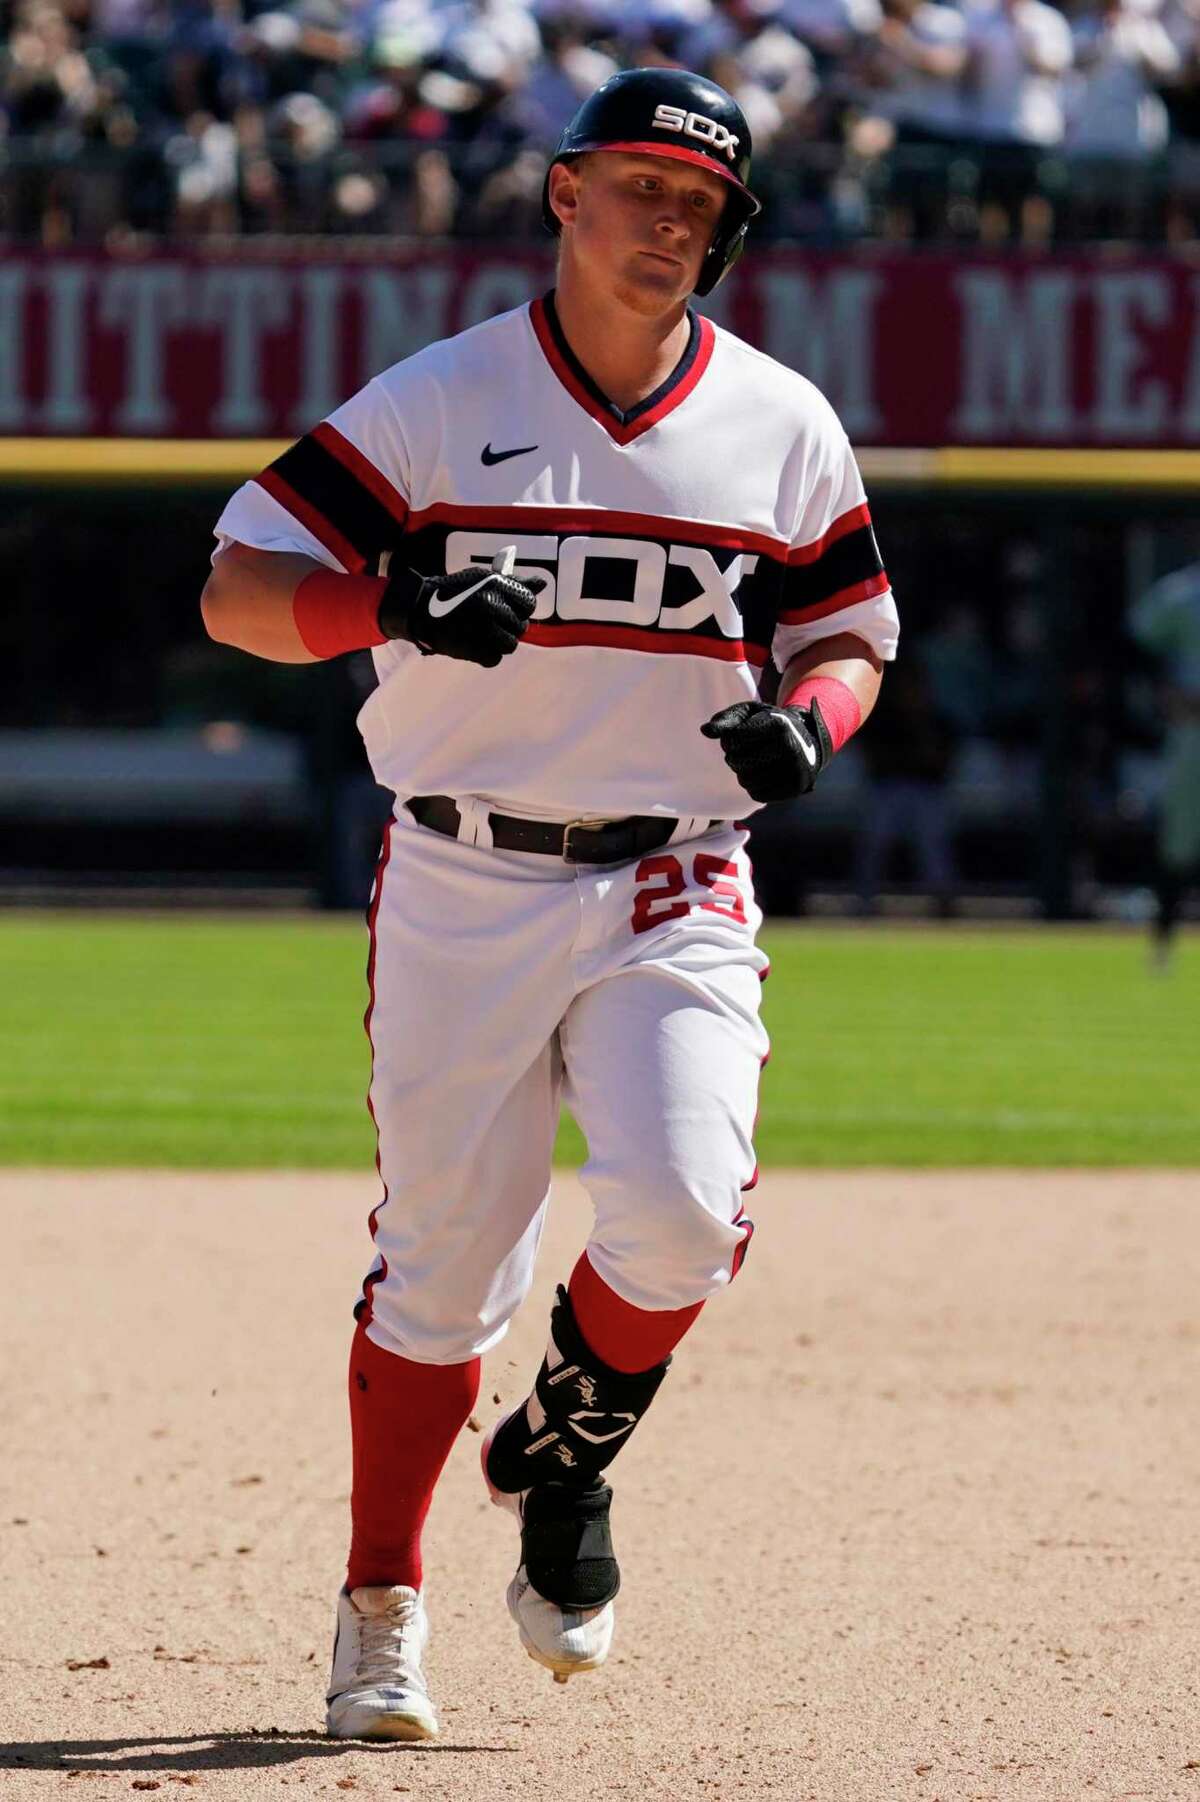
[460,264,534,330]
[15,251,1200,445]
[557,536,667,626]
[953,270,1077,440]
[290,268,344,433]
[445,531,755,633]
[39,262,94,433]
[99,265,188,433]
[200,269,291,434]
[1093,271,1169,440]
[0,265,28,429]
[1179,276,1200,437]
[361,267,454,380]
[446,531,559,617]
[661,547,758,634]
[758,269,882,437]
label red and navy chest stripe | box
[252,432,888,657]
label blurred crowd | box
[5,0,1200,246]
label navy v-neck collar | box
[529,291,716,447]
[541,290,702,426]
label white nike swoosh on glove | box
[427,569,494,618]
[427,546,517,619]
[781,714,818,767]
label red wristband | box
[779,674,862,753]
[292,570,388,660]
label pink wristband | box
[780,674,862,753]
[292,570,388,660]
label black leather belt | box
[406,795,702,864]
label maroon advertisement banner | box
[5,246,1200,447]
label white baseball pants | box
[358,807,769,1365]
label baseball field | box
[3,915,1199,1801]
[2,915,1197,1166]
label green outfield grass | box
[1,916,1196,1168]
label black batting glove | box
[701,699,833,802]
[378,565,546,668]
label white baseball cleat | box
[505,1562,615,1683]
[325,1584,439,1740]
[482,1420,617,1683]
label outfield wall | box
[7,246,1200,450]
[4,438,1200,491]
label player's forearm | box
[200,543,326,664]
[779,632,884,726]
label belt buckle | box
[562,816,616,863]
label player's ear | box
[548,157,586,232]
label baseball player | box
[202,68,899,1740]
[1129,559,1200,964]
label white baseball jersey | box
[215,293,899,821]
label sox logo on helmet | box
[651,103,740,162]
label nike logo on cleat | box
[482,442,538,466]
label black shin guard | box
[486,1285,670,1493]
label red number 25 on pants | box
[630,853,748,936]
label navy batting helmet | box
[541,68,762,297]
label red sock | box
[568,1251,705,1374]
[346,1320,480,1591]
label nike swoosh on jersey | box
[481,442,539,466]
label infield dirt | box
[2,1168,1199,1801]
